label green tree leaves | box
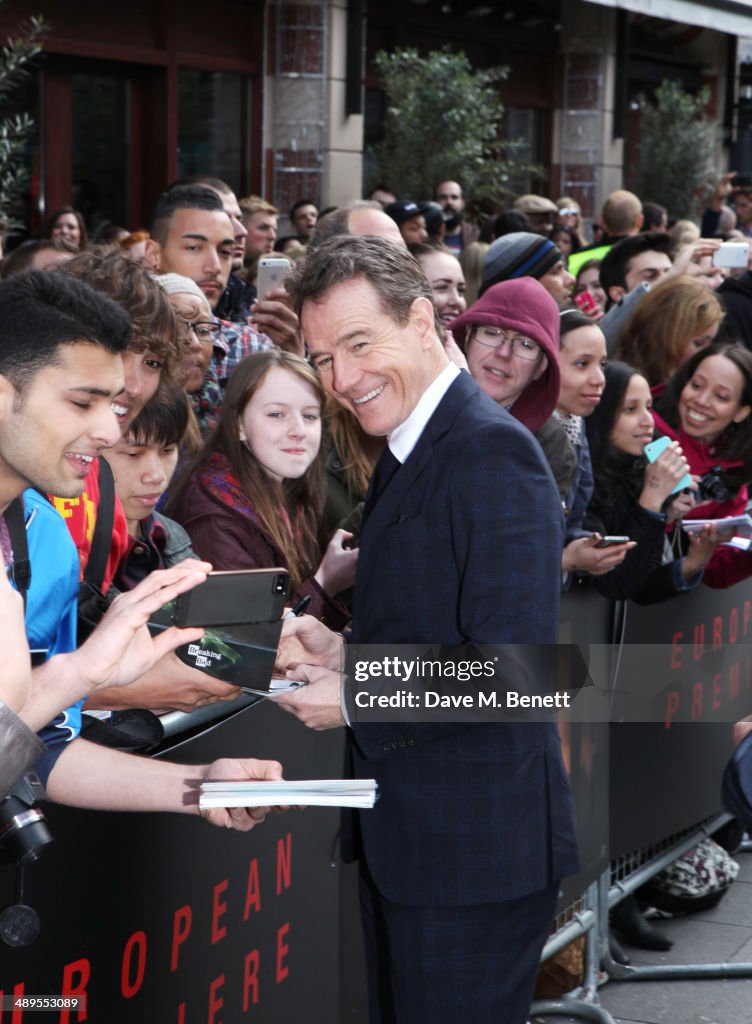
[368,47,527,207]
[637,80,715,220]
[0,9,46,232]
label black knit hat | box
[480,232,562,296]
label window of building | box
[177,69,251,190]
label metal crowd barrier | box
[530,884,615,1024]
[530,816,752,1023]
[601,813,752,983]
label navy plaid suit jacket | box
[346,370,579,906]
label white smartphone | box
[712,242,750,268]
[257,256,292,300]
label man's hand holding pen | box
[273,615,346,730]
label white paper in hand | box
[199,778,378,810]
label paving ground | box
[536,848,752,1024]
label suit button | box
[406,739,416,746]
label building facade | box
[4,0,752,235]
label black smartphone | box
[172,568,290,628]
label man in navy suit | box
[276,235,579,1023]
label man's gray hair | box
[287,234,433,325]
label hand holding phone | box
[172,569,290,628]
[257,257,292,301]
[712,242,750,268]
[644,436,693,494]
[573,290,602,319]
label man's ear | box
[0,374,16,420]
[144,238,162,271]
[410,296,438,349]
[607,285,625,305]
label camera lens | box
[0,785,53,866]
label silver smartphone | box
[257,257,292,300]
[712,242,750,268]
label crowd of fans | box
[4,173,752,951]
[5,177,752,681]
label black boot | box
[608,931,631,966]
[611,895,673,951]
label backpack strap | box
[85,458,115,591]
[4,498,31,607]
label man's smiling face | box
[303,278,438,437]
[0,342,123,502]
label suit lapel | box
[355,372,479,593]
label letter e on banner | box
[276,923,290,983]
[211,879,229,945]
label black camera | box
[696,466,734,504]
[0,775,52,949]
[0,774,53,866]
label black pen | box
[284,595,312,619]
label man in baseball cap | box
[384,199,431,245]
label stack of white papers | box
[199,778,378,810]
[683,514,752,538]
[241,677,307,697]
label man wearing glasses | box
[451,276,561,436]
[448,277,575,508]
[154,274,226,437]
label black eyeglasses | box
[181,319,222,344]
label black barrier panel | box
[611,578,752,858]
[7,578,751,1019]
[0,702,345,1023]
[557,586,612,907]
